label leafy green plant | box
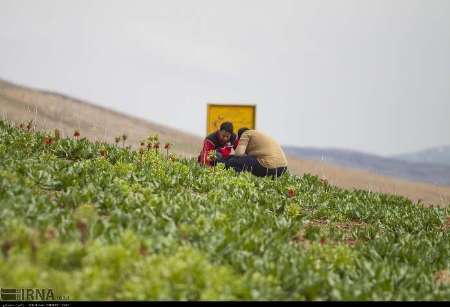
[0,119,448,300]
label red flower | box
[164,143,171,149]
[1,240,13,258]
[26,120,33,131]
[43,136,53,145]
[74,130,80,138]
[320,237,326,245]
[287,188,296,198]
[75,220,88,244]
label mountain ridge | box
[393,145,450,166]
[283,146,450,187]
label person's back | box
[227,128,288,178]
[237,130,287,169]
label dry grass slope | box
[1,79,449,207]
[0,79,202,156]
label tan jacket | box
[234,130,288,168]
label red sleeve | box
[218,146,232,158]
[198,139,216,166]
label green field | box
[0,120,448,300]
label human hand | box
[207,150,216,161]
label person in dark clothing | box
[198,122,238,167]
[225,127,288,178]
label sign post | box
[206,104,256,135]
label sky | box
[0,0,449,156]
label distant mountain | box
[283,146,450,187]
[392,146,450,166]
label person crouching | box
[198,122,237,166]
[225,128,288,178]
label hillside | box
[0,121,448,300]
[393,146,450,167]
[1,78,450,206]
[0,79,202,156]
[284,146,450,186]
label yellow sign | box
[207,104,256,135]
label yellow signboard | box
[207,104,256,135]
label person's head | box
[238,127,250,139]
[218,122,234,143]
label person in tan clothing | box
[225,128,288,178]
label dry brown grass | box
[0,79,202,157]
[434,270,450,287]
[1,79,449,207]
[287,157,450,207]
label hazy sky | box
[1,0,449,156]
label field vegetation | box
[0,120,448,300]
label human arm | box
[232,136,239,149]
[198,139,216,166]
[234,131,249,156]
